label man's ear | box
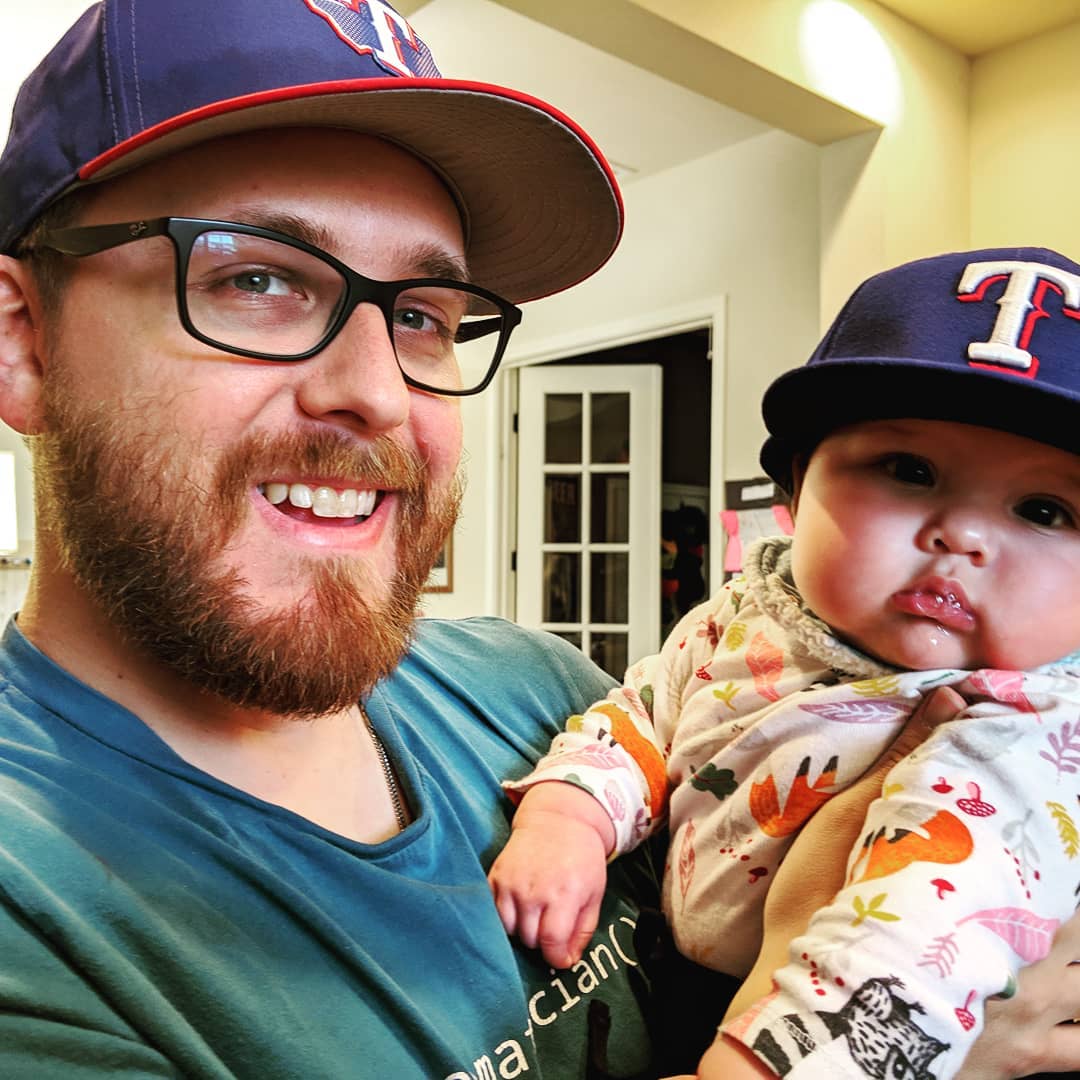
[0,255,47,435]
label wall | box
[970,21,1080,255]
[501,0,970,326]
[511,129,821,481]
[422,127,821,618]
[623,0,973,325]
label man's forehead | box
[75,130,470,276]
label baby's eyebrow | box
[1054,466,1080,492]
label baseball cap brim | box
[48,78,622,305]
[760,357,1080,492]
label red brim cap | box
[0,0,623,304]
[760,246,1080,491]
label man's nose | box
[294,303,410,433]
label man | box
[0,1,657,1076]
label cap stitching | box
[129,0,145,130]
[101,2,120,144]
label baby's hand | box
[488,781,615,970]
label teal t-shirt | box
[0,616,658,1078]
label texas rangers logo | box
[302,0,441,78]
[957,259,1080,377]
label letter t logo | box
[958,260,1080,371]
[303,0,426,77]
[362,0,424,76]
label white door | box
[516,363,662,678]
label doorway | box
[513,327,712,678]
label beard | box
[34,383,461,718]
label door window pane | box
[590,473,629,543]
[544,475,581,543]
[590,552,628,624]
[552,631,582,650]
[543,552,581,623]
[544,394,583,464]
[591,632,628,680]
[591,393,630,464]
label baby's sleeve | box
[503,592,737,855]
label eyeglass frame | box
[31,216,524,396]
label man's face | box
[33,130,466,715]
[790,417,1080,671]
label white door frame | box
[493,296,727,620]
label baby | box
[490,247,1080,1079]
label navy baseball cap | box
[0,0,623,304]
[760,247,1080,491]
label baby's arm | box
[491,598,733,968]
[489,648,671,970]
[488,780,616,969]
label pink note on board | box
[720,504,794,572]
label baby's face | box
[789,418,1080,671]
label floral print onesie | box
[506,536,1080,1079]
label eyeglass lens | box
[187,230,504,392]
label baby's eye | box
[883,453,935,487]
[1015,497,1076,529]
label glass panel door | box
[517,364,662,678]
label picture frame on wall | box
[424,533,453,593]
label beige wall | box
[971,21,1080,255]
[502,0,972,326]
[624,0,973,324]
[423,127,822,619]
[510,129,821,481]
[634,1,1080,313]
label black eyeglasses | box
[34,216,523,396]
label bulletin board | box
[719,477,793,578]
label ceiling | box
[406,0,1080,187]
[874,0,1080,55]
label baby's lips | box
[892,587,976,631]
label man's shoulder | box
[409,616,598,670]
[404,616,615,692]
[378,617,618,753]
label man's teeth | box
[262,482,377,519]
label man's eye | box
[1016,497,1076,529]
[393,306,453,341]
[394,307,436,332]
[226,270,292,296]
[883,453,935,487]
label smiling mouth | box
[258,481,384,523]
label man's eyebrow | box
[226,208,335,253]
[223,207,471,283]
[398,242,471,284]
